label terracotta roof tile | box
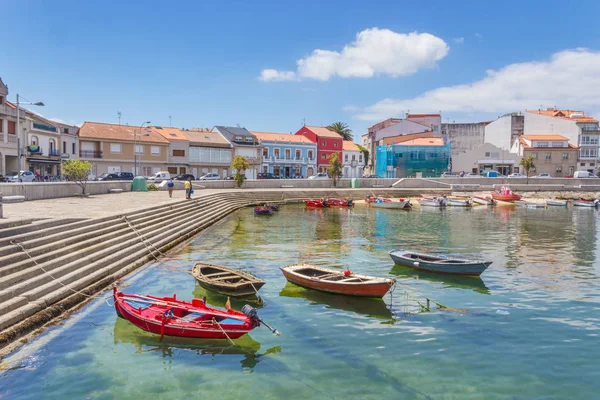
[342,141,360,151]
[398,138,445,147]
[526,109,598,123]
[305,126,343,139]
[251,131,315,144]
[521,134,569,141]
[148,126,189,141]
[79,122,169,144]
[183,130,231,147]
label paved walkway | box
[2,187,422,220]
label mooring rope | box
[121,216,166,260]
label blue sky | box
[3,0,600,141]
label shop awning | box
[27,158,62,164]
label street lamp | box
[16,94,45,182]
[133,121,151,176]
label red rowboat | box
[326,198,354,207]
[280,264,395,298]
[113,287,259,339]
[491,186,522,202]
[304,199,328,208]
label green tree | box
[62,159,92,195]
[327,152,343,187]
[327,122,353,141]
[357,144,369,166]
[232,155,249,188]
[519,155,536,183]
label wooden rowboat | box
[417,197,448,207]
[573,200,599,207]
[192,263,265,297]
[389,249,491,276]
[472,196,497,206]
[280,264,395,298]
[447,198,472,207]
[546,200,568,207]
[515,201,545,209]
[254,206,272,215]
[113,287,259,339]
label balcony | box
[80,150,103,158]
[49,149,61,157]
[262,156,315,163]
[27,145,43,155]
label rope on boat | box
[387,280,447,314]
[213,318,236,346]
[10,240,113,303]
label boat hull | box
[472,196,496,206]
[370,200,411,209]
[254,207,272,215]
[515,201,545,209]
[389,250,491,276]
[304,199,327,208]
[573,200,598,207]
[447,199,472,207]
[491,194,522,202]
[418,198,447,207]
[192,263,265,297]
[280,266,394,298]
[546,200,568,206]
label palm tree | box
[327,122,353,141]
[519,155,536,183]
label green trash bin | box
[132,176,148,192]
[351,178,360,188]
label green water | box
[1,204,599,399]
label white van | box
[148,171,171,182]
[573,170,598,178]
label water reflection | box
[192,284,264,310]
[389,264,490,295]
[279,282,393,320]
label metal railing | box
[49,149,61,156]
[262,156,315,163]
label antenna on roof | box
[117,111,122,125]
[302,117,306,126]
[236,123,240,127]
[169,116,172,127]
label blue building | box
[376,138,450,178]
[251,131,317,178]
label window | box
[151,146,160,156]
[263,148,268,157]
[556,166,562,173]
[8,121,16,134]
[321,141,326,147]
[30,135,39,145]
[49,139,56,151]
[110,143,122,153]
[485,152,490,157]
[72,143,76,155]
[235,136,243,142]
[142,167,153,176]
[545,153,551,160]
[562,153,569,160]
[352,154,355,161]
[531,153,537,159]
[173,149,185,157]
[359,154,363,162]
[581,136,599,145]
[581,163,586,166]
[537,141,549,148]
[580,148,598,158]
[170,133,177,137]
[245,137,254,143]
[274,148,280,158]
[285,149,291,159]
[321,153,326,160]
[63,141,67,153]
[308,150,314,159]
[135,144,144,154]
[334,142,338,148]
[295,149,301,159]
[345,154,348,162]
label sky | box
[3,0,600,142]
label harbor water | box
[1,204,599,399]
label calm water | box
[1,204,600,399]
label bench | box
[2,196,25,203]
[109,189,123,193]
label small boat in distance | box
[369,198,411,209]
[417,197,448,207]
[254,206,272,215]
[472,196,497,206]
[192,263,265,297]
[304,199,328,208]
[326,198,354,207]
[389,249,491,276]
[280,264,395,298]
[263,203,279,211]
[515,201,546,209]
[447,198,472,207]
[113,287,260,339]
[573,199,600,208]
[365,195,391,203]
[546,200,569,207]
[491,186,522,202]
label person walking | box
[184,177,192,200]
[167,178,175,198]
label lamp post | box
[134,121,151,176]
[16,94,45,182]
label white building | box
[452,143,521,175]
[442,122,488,156]
[342,140,365,178]
[484,113,524,151]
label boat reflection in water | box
[192,284,264,310]
[113,317,280,370]
[279,282,393,320]
[389,264,490,295]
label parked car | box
[508,173,526,178]
[173,174,196,181]
[7,170,36,183]
[308,173,329,180]
[464,173,479,178]
[532,173,552,178]
[117,172,134,180]
[96,173,121,181]
[441,172,458,178]
[198,173,220,180]
[362,174,381,179]
[148,171,171,183]
[257,173,279,179]
[573,170,598,178]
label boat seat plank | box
[202,272,233,278]
[340,277,363,282]
[211,275,244,281]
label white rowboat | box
[546,200,568,207]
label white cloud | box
[453,37,464,44]
[353,49,600,121]
[260,28,449,82]
[259,69,297,82]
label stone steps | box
[0,193,260,334]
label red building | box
[295,126,343,172]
